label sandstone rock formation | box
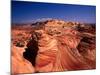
[11,46,35,74]
[11,19,96,74]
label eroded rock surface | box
[11,19,96,74]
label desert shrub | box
[17,33,23,36]
[15,41,25,47]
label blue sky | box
[11,1,96,24]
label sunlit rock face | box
[11,19,96,74]
[11,46,35,74]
